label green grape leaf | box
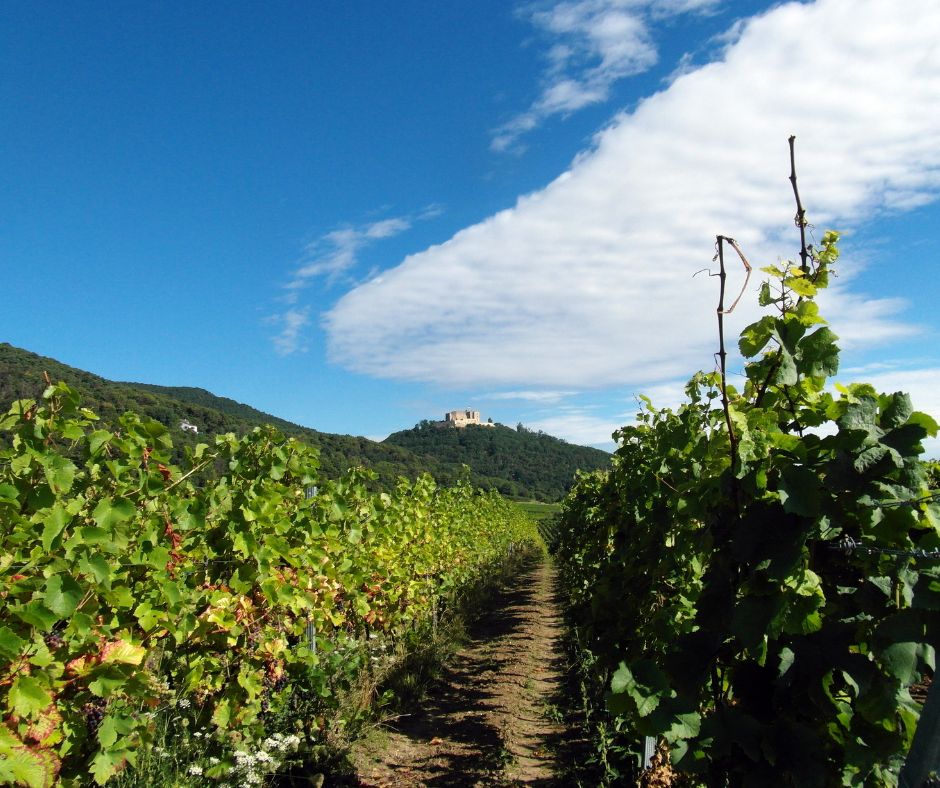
[92,498,136,529]
[882,423,928,455]
[0,482,19,504]
[760,264,786,279]
[908,411,938,437]
[880,641,919,684]
[40,504,71,551]
[89,749,127,786]
[105,586,136,609]
[9,675,52,718]
[841,397,879,430]
[237,667,264,698]
[14,601,58,631]
[212,698,231,728]
[853,444,892,473]
[739,316,776,357]
[796,327,839,379]
[160,579,182,606]
[610,660,669,717]
[89,671,127,697]
[182,664,204,693]
[88,430,112,456]
[778,465,821,517]
[793,300,827,326]
[758,281,776,306]
[43,574,82,618]
[97,716,119,749]
[880,392,913,429]
[786,275,817,297]
[79,553,113,588]
[0,626,26,661]
[76,526,111,545]
[772,348,798,386]
[42,454,77,495]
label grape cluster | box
[259,668,289,714]
[82,698,107,737]
[44,620,67,651]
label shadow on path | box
[346,555,591,787]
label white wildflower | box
[177,698,191,708]
[208,756,220,765]
[187,765,203,776]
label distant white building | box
[442,409,494,428]
[180,420,199,434]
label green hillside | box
[0,343,488,490]
[385,421,610,501]
[0,343,604,499]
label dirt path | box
[349,557,583,787]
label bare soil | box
[347,557,587,787]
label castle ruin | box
[442,409,494,428]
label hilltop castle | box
[441,409,494,428]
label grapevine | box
[552,144,939,785]
[0,387,542,785]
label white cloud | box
[286,215,414,290]
[365,218,411,240]
[539,378,702,447]
[271,307,311,356]
[271,206,443,354]
[327,0,940,389]
[525,408,627,448]
[484,389,577,403]
[283,206,444,298]
[492,0,718,151]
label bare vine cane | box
[710,235,752,469]
[788,134,810,274]
[754,135,811,409]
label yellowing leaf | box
[98,639,146,666]
[0,724,60,788]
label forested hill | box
[0,343,509,492]
[385,421,611,501]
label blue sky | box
[2,1,939,453]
